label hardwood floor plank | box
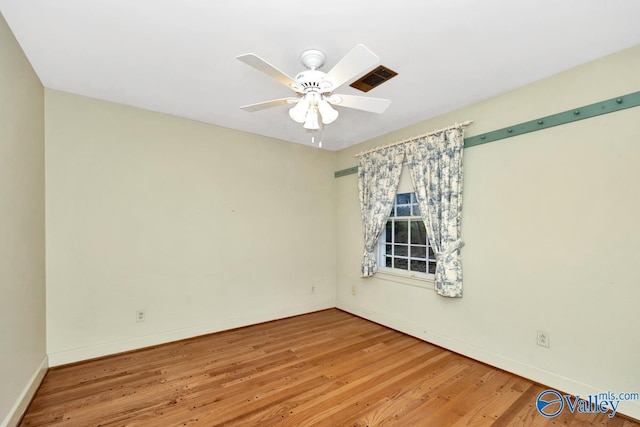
[222,334,421,426]
[490,381,541,427]
[258,348,449,426]
[369,363,475,425]
[20,309,639,426]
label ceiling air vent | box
[350,65,398,93]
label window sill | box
[374,268,435,290]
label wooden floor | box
[21,309,638,426]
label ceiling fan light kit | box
[288,97,310,123]
[237,44,392,141]
[317,98,339,124]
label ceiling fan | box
[237,44,391,133]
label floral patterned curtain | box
[357,145,405,277]
[406,128,465,297]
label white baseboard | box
[337,302,640,421]
[48,301,334,367]
[1,355,48,427]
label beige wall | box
[44,90,337,365]
[0,12,47,427]
[335,44,640,419]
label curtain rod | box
[354,120,473,158]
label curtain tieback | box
[434,239,465,260]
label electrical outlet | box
[351,285,357,296]
[136,309,145,323]
[537,330,549,347]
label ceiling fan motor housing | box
[294,70,334,94]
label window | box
[378,192,436,277]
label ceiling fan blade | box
[329,94,391,114]
[240,97,299,112]
[237,53,303,93]
[326,44,381,89]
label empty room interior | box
[1,1,639,426]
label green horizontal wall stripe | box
[334,90,640,178]
[334,166,359,178]
[465,91,640,148]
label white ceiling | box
[2,1,639,151]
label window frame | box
[376,192,436,284]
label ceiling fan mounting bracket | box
[300,49,326,70]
